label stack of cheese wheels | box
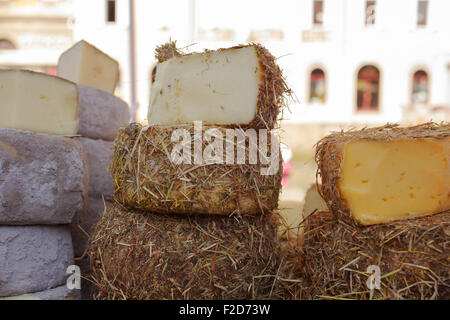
[0,70,89,300]
[57,40,130,299]
[88,41,291,300]
[297,123,450,300]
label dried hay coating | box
[154,41,291,130]
[315,122,450,226]
[88,202,282,300]
[299,210,450,300]
[111,123,282,215]
[155,40,182,63]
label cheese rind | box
[0,285,81,301]
[76,137,114,198]
[316,123,450,226]
[338,138,449,225]
[111,123,282,215]
[77,85,130,141]
[0,225,74,297]
[0,69,78,136]
[71,197,106,258]
[58,40,119,94]
[0,128,89,225]
[149,46,263,126]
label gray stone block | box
[71,197,107,258]
[78,85,130,141]
[0,285,81,300]
[76,137,114,199]
[0,129,89,225]
[0,225,74,297]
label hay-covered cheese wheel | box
[316,123,450,226]
[300,210,449,300]
[149,42,290,129]
[1,285,80,301]
[89,203,281,300]
[111,123,282,215]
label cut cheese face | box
[148,46,262,125]
[303,184,328,218]
[0,69,79,136]
[278,200,303,239]
[338,138,450,225]
[58,40,119,94]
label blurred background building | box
[1,0,449,200]
[1,0,449,125]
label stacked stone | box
[70,85,129,299]
[70,85,130,259]
[0,130,88,300]
[0,85,129,300]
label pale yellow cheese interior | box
[148,46,261,125]
[0,69,79,136]
[338,138,450,225]
[58,40,119,93]
[303,184,328,218]
[278,200,303,240]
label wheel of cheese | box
[77,85,130,141]
[149,43,290,129]
[76,137,114,199]
[71,197,107,258]
[0,225,74,297]
[111,123,283,215]
[0,69,79,136]
[0,128,89,225]
[0,285,81,301]
[58,40,119,94]
[316,123,449,226]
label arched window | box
[0,39,16,50]
[411,70,429,105]
[357,65,380,111]
[309,68,326,104]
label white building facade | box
[1,0,449,124]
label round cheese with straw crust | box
[315,122,450,226]
[111,123,282,215]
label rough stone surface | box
[76,137,114,199]
[0,225,74,297]
[78,85,130,141]
[0,285,81,300]
[0,129,89,225]
[71,197,107,258]
[76,257,96,300]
